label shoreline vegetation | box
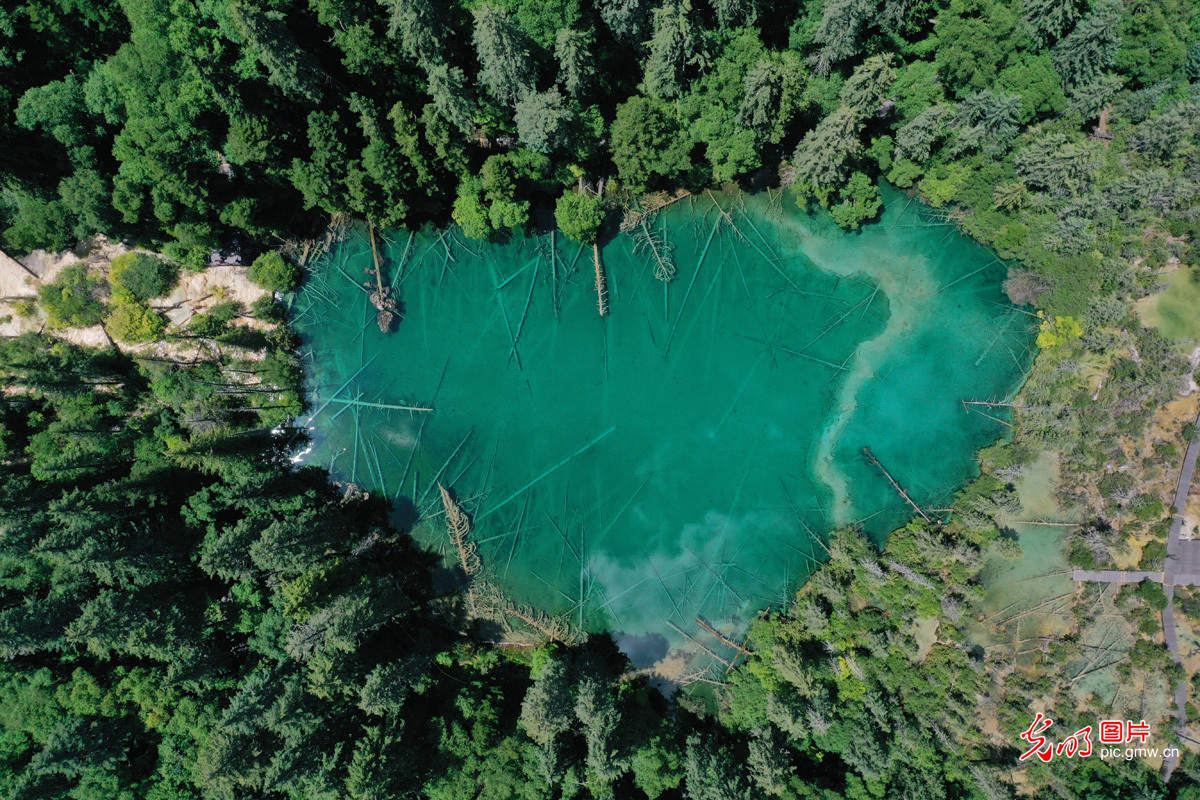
[1,0,1200,797]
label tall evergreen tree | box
[426,64,478,135]
[894,103,953,161]
[951,89,1022,155]
[291,110,354,215]
[713,0,758,29]
[220,1,328,104]
[790,106,863,188]
[519,658,574,746]
[597,0,648,42]
[747,727,793,796]
[514,88,574,154]
[1052,0,1122,90]
[574,677,627,794]
[838,54,896,116]
[1014,131,1101,195]
[610,96,693,190]
[684,733,754,800]
[736,60,781,140]
[555,27,595,99]
[1127,100,1200,163]
[379,0,444,69]
[346,94,413,227]
[1022,0,1085,49]
[810,0,876,75]
[472,4,535,106]
[643,0,698,100]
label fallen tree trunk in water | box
[593,243,608,316]
[863,447,934,524]
[367,222,400,332]
[440,482,479,616]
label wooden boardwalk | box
[1071,411,1200,781]
[1160,412,1200,780]
[1071,569,1165,583]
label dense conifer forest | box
[4,0,1200,797]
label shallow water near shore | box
[291,184,1034,672]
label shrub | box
[918,163,970,207]
[208,301,243,323]
[1130,605,1159,636]
[189,302,243,339]
[1135,578,1169,611]
[1177,587,1200,619]
[886,158,923,188]
[1131,494,1165,522]
[249,252,300,293]
[218,328,268,350]
[106,288,165,343]
[1140,539,1167,569]
[251,295,286,323]
[109,252,179,300]
[1035,313,1083,348]
[37,264,106,328]
[162,222,217,269]
[1098,471,1134,501]
[188,312,228,339]
[453,176,492,239]
[1067,538,1097,569]
[1129,638,1170,670]
[829,173,883,230]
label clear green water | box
[291,185,1033,659]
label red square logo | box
[1098,720,1125,744]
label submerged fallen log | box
[631,219,676,282]
[367,222,401,332]
[440,482,479,615]
[620,189,690,232]
[862,447,934,524]
[666,620,732,667]
[962,399,1027,409]
[695,615,755,673]
[474,582,580,644]
[440,482,479,578]
[593,243,608,316]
